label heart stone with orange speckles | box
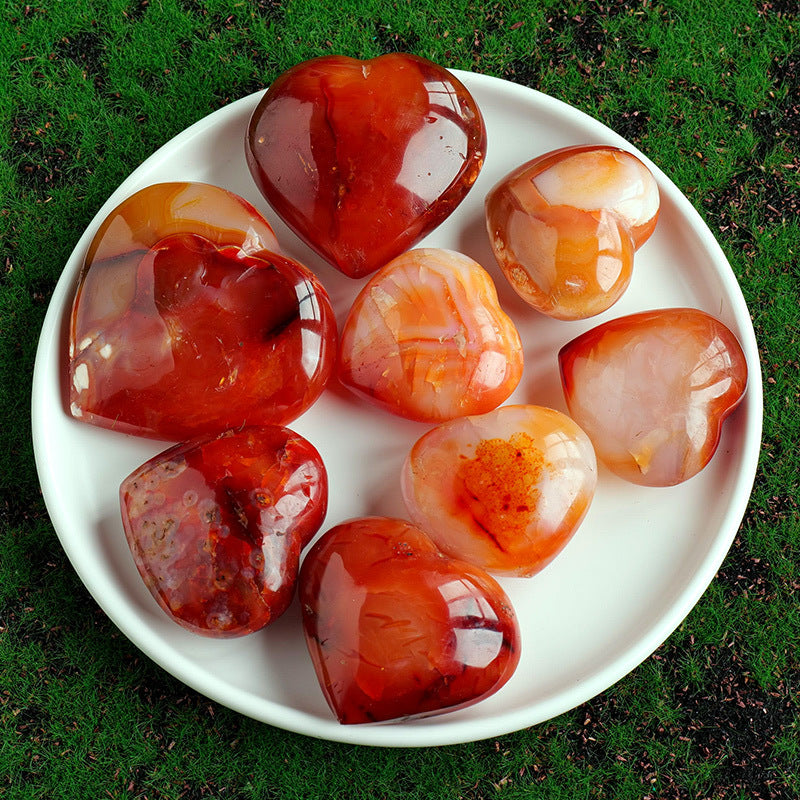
[402,405,597,576]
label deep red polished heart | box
[69,182,337,440]
[120,426,328,637]
[298,517,521,724]
[245,54,486,278]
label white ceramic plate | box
[32,70,762,747]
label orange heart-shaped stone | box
[402,405,597,576]
[337,248,523,422]
[245,54,486,278]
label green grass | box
[2,0,799,798]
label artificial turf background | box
[1,0,798,797]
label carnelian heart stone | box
[338,248,523,422]
[559,308,748,486]
[120,426,328,637]
[485,145,660,320]
[69,182,337,440]
[402,405,597,576]
[245,54,487,278]
[298,516,521,724]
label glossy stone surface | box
[120,426,328,637]
[298,516,520,724]
[69,182,337,440]
[485,145,660,320]
[402,405,597,576]
[246,54,486,278]
[338,248,523,422]
[559,308,748,486]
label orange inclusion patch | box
[456,432,543,552]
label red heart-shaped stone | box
[120,426,328,637]
[298,516,520,723]
[245,54,486,278]
[69,182,337,440]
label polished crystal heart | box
[245,54,486,278]
[559,308,748,486]
[402,405,597,576]
[69,182,337,440]
[298,516,520,723]
[486,145,660,320]
[337,248,523,421]
[120,426,328,637]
